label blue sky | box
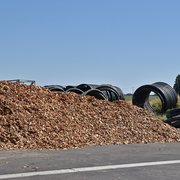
[0,0,180,93]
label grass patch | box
[148,95,162,114]
[124,94,132,104]
[177,96,180,107]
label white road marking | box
[0,160,180,179]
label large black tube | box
[76,84,98,92]
[166,108,180,118]
[66,87,83,95]
[96,85,125,101]
[83,89,107,100]
[113,86,125,100]
[65,85,76,91]
[164,115,180,128]
[132,82,177,114]
[152,82,177,110]
[44,85,64,92]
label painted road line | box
[0,160,180,179]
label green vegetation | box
[174,74,180,96]
[176,96,180,107]
[148,95,162,114]
[124,94,133,104]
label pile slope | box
[0,81,179,150]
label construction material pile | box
[0,81,180,150]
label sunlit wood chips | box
[0,81,180,150]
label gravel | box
[0,81,180,150]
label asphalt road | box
[0,143,180,180]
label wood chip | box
[0,81,180,150]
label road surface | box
[0,143,180,180]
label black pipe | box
[44,85,64,92]
[132,82,177,114]
[76,84,98,92]
[96,84,125,101]
[66,87,83,95]
[83,89,107,100]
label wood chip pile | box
[0,81,180,150]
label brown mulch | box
[0,81,179,150]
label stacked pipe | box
[44,85,64,92]
[44,83,125,101]
[164,108,180,128]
